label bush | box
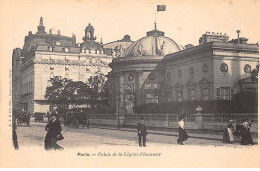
[133,92,258,114]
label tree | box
[250,66,259,82]
[45,74,110,114]
[87,73,109,113]
[44,76,72,105]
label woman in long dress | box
[177,116,189,145]
[241,119,254,145]
[222,119,234,144]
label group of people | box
[42,113,254,151]
[137,116,189,147]
[137,116,254,147]
[222,119,254,145]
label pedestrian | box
[222,119,234,144]
[177,116,189,145]
[12,119,19,150]
[241,119,254,145]
[137,115,147,147]
[44,114,64,151]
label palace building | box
[12,17,113,113]
[12,18,259,115]
[107,25,259,114]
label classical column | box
[136,70,143,105]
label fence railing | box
[89,113,258,124]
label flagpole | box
[155,7,157,30]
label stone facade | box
[108,29,259,114]
[12,18,113,113]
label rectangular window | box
[216,88,220,100]
[221,87,230,100]
[177,91,183,102]
[202,88,209,100]
[145,93,158,104]
[189,90,195,101]
[49,47,53,52]
[64,48,69,53]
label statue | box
[138,44,143,56]
[160,41,166,55]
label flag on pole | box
[157,5,166,12]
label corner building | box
[108,28,259,114]
[12,18,112,113]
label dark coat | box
[178,127,189,142]
[241,127,254,145]
[44,120,62,150]
[137,122,147,136]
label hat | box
[50,113,58,117]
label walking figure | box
[137,116,147,147]
[44,113,64,150]
[177,116,189,145]
[241,119,254,145]
[222,119,234,144]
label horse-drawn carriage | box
[15,111,31,126]
[64,109,90,129]
[34,112,45,122]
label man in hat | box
[44,113,63,150]
[137,115,147,147]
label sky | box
[0,0,260,91]
[1,0,260,50]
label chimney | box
[237,30,241,43]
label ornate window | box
[202,88,209,100]
[244,64,251,73]
[177,91,183,102]
[189,90,195,101]
[216,87,231,100]
[145,84,159,104]
[220,63,228,73]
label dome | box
[80,41,103,52]
[124,28,183,57]
[85,23,94,31]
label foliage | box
[133,91,258,114]
[250,66,259,82]
[231,91,258,113]
[45,74,110,114]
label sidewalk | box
[91,125,258,144]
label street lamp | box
[196,105,202,114]
[195,105,203,132]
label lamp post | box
[195,105,203,132]
[196,105,202,114]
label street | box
[6,120,259,167]
[16,120,256,148]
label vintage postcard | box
[0,0,260,168]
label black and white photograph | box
[0,0,259,168]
